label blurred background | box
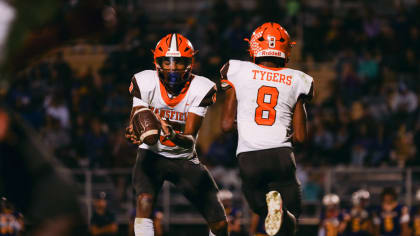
[1,0,420,235]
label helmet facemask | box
[156,56,192,96]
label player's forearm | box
[168,133,195,149]
[292,99,308,143]
[221,88,237,132]
[221,117,235,132]
[168,112,201,149]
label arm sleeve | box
[188,106,207,117]
[219,62,233,91]
[296,73,314,102]
[219,60,240,91]
[129,75,149,107]
[133,97,148,107]
[189,80,217,117]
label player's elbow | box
[293,130,307,144]
[221,119,234,133]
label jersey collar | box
[257,64,285,71]
[159,78,191,107]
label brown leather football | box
[132,108,161,145]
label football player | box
[125,33,228,236]
[217,190,243,236]
[219,22,314,236]
[410,189,420,235]
[372,187,410,236]
[340,189,374,236]
[318,194,343,236]
[0,197,23,236]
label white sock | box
[209,230,216,236]
[134,218,154,236]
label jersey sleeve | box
[188,78,217,117]
[295,72,314,102]
[129,73,149,107]
[219,60,241,91]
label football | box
[132,108,161,145]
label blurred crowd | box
[3,0,420,170]
[2,1,420,235]
[300,0,420,168]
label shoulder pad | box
[299,72,314,102]
[199,85,217,107]
[129,76,141,99]
[220,62,230,80]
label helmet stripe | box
[169,33,178,52]
[165,33,181,57]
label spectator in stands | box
[217,190,243,236]
[357,50,379,85]
[390,124,416,167]
[302,173,323,203]
[372,187,410,236]
[206,132,238,168]
[41,115,71,152]
[0,107,86,236]
[395,83,418,114]
[0,197,23,236]
[340,189,374,235]
[44,91,70,129]
[89,192,118,236]
[410,189,420,235]
[318,194,343,236]
[84,118,110,168]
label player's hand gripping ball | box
[131,108,161,145]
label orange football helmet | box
[246,22,296,62]
[153,33,195,96]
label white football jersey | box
[222,60,313,155]
[130,70,216,159]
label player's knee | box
[136,193,154,217]
[209,219,228,235]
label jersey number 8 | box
[255,86,279,126]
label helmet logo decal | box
[166,33,181,57]
[268,35,276,48]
